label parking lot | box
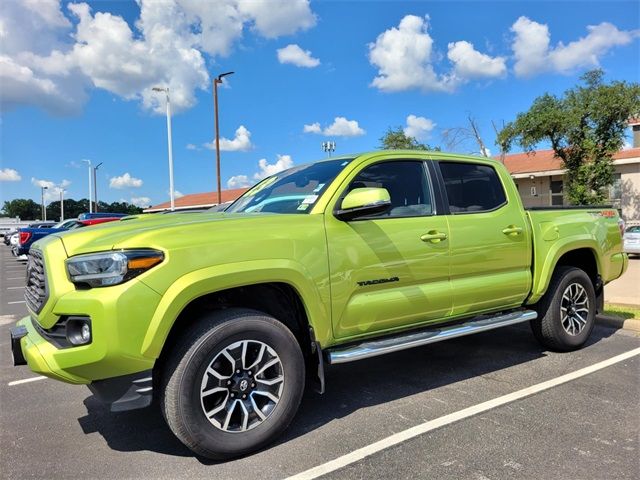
[1,248,639,479]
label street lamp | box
[213,71,234,205]
[40,186,48,221]
[152,86,175,211]
[93,162,103,212]
[81,159,93,213]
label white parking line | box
[8,376,47,386]
[286,347,640,480]
[7,286,24,290]
[7,301,26,304]
[7,277,24,280]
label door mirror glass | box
[335,188,391,221]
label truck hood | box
[54,212,281,256]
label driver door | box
[324,160,452,340]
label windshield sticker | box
[313,183,325,193]
[301,195,319,204]
[297,203,310,211]
[341,161,349,166]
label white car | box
[623,225,640,256]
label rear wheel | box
[160,308,305,459]
[531,266,596,352]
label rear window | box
[626,226,640,233]
[439,162,507,213]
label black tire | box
[530,266,596,352]
[160,308,305,459]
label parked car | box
[12,151,627,459]
[4,222,56,245]
[14,217,123,257]
[623,225,640,256]
[78,212,128,220]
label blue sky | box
[1,0,639,208]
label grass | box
[603,303,640,320]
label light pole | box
[81,159,93,213]
[40,186,48,221]
[59,188,65,221]
[213,71,234,205]
[152,86,175,211]
[322,141,336,157]
[93,162,103,212]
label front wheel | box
[160,308,305,459]
[531,266,596,352]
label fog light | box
[66,317,92,346]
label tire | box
[530,266,596,352]
[160,308,305,459]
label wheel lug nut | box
[251,383,255,388]
[231,393,235,398]
[236,369,241,374]
[242,394,247,399]
[227,380,231,385]
[248,371,252,376]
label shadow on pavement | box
[77,322,617,462]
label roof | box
[503,147,640,176]
[144,188,248,212]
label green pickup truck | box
[12,151,627,459]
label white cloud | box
[0,168,21,182]
[447,41,506,79]
[303,117,365,137]
[31,177,71,201]
[186,143,198,150]
[130,196,152,208]
[174,190,184,198]
[303,122,322,134]
[368,15,455,93]
[404,115,436,141]
[227,175,252,188]
[277,44,320,67]
[204,125,253,152]
[254,154,294,180]
[511,17,636,77]
[0,1,318,115]
[109,173,143,189]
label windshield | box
[53,219,78,229]
[225,158,353,214]
[626,226,640,233]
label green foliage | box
[497,69,640,204]
[1,199,41,220]
[2,198,143,221]
[379,127,440,151]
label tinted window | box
[347,161,432,217]
[439,162,506,213]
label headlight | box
[66,249,164,288]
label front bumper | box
[624,243,640,254]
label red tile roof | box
[502,147,640,175]
[145,188,248,212]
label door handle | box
[502,225,523,236]
[421,231,447,243]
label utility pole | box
[82,159,93,213]
[59,188,65,221]
[152,87,175,211]
[40,186,48,221]
[213,71,234,205]
[93,162,103,212]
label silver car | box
[623,225,640,256]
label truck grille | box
[24,249,48,313]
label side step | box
[326,310,537,365]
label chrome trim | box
[327,310,538,364]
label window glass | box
[439,162,507,213]
[347,161,433,217]
[225,158,352,214]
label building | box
[144,188,248,213]
[504,147,640,221]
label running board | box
[326,310,537,365]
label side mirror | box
[335,187,391,221]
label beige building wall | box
[512,162,640,221]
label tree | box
[1,199,41,220]
[442,116,491,158]
[379,127,440,151]
[497,69,640,204]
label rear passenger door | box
[436,161,532,316]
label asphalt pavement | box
[1,247,639,479]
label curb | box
[597,315,640,332]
